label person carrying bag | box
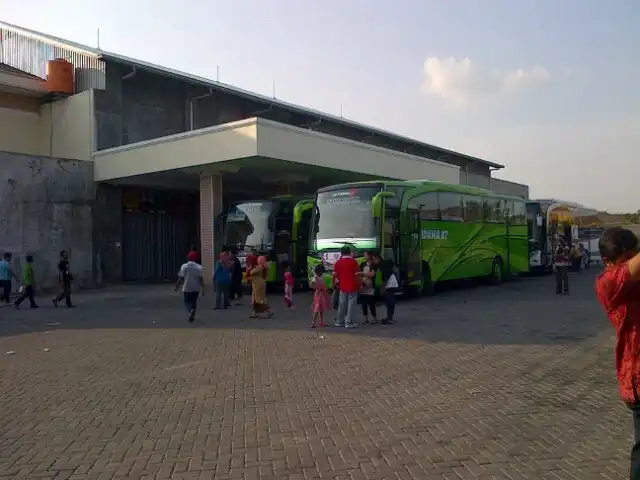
[374,252,398,325]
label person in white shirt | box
[175,251,205,322]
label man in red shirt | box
[595,227,640,479]
[333,245,362,328]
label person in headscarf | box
[245,253,258,281]
[248,255,273,318]
[213,251,232,309]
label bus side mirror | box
[371,191,395,218]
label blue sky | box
[4,0,639,211]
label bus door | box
[383,214,398,265]
[293,206,312,279]
[505,200,514,274]
[526,202,544,268]
[403,208,422,288]
[273,200,294,280]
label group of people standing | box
[211,249,274,318]
[175,245,400,328]
[175,249,273,322]
[328,245,399,329]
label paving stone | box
[0,271,628,478]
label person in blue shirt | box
[213,251,232,310]
[0,252,18,304]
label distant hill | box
[597,212,633,224]
[594,211,640,231]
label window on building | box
[464,195,483,222]
[439,192,463,221]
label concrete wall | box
[0,92,94,161]
[461,171,530,199]
[94,65,268,151]
[0,151,94,291]
[93,183,123,284]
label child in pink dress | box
[311,264,330,328]
[283,261,294,308]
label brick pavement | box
[0,271,630,479]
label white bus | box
[526,199,601,271]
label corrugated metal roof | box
[0,62,41,79]
[0,20,504,169]
[0,21,100,56]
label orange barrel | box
[46,59,74,94]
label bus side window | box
[494,200,505,222]
[463,195,483,222]
[417,193,439,221]
[513,201,526,225]
[439,192,463,222]
[504,200,515,224]
[409,209,420,232]
[483,198,500,222]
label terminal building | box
[0,21,529,288]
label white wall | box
[0,92,94,160]
[92,120,259,181]
[0,107,41,155]
[37,91,94,160]
[91,117,461,185]
[257,118,461,185]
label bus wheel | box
[489,257,504,285]
[421,262,434,296]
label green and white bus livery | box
[307,180,529,293]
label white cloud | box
[422,56,551,106]
[451,117,640,212]
[502,66,550,89]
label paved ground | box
[0,270,630,479]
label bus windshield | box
[312,187,380,242]
[224,201,273,249]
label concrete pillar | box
[200,172,223,283]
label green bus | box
[307,180,529,293]
[221,196,314,286]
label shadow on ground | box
[0,269,608,346]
